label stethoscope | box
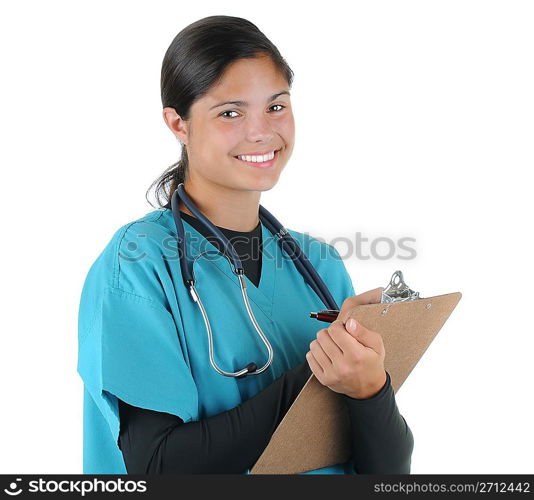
[171,183,339,378]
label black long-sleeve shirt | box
[117,210,414,474]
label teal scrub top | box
[77,207,357,474]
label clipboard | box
[250,271,462,474]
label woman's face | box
[173,54,295,193]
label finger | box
[316,329,344,362]
[339,288,384,323]
[309,338,332,370]
[344,319,384,354]
[361,287,384,304]
[306,351,326,383]
[328,320,367,355]
[342,287,384,308]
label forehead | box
[201,56,289,105]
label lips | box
[233,149,280,168]
[233,148,281,160]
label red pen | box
[309,309,340,323]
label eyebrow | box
[209,91,291,110]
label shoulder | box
[80,208,178,300]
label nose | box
[245,113,275,144]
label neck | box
[178,177,261,232]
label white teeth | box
[237,150,276,162]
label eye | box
[219,104,286,119]
[219,110,240,118]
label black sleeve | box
[118,360,312,474]
[341,371,414,474]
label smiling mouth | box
[233,148,281,162]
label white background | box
[1,0,532,474]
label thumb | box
[345,318,361,338]
[345,318,381,352]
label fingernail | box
[347,318,357,331]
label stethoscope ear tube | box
[171,189,194,285]
[189,276,273,378]
[176,184,245,274]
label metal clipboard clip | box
[381,270,420,303]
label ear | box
[162,107,189,145]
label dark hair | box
[146,15,295,209]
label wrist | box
[345,371,388,400]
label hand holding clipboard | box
[307,286,390,400]
[250,270,462,474]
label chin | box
[249,173,281,192]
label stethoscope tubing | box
[171,183,339,378]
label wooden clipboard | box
[250,290,462,474]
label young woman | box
[77,15,414,475]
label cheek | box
[193,120,238,148]
[279,114,295,142]
[210,125,243,155]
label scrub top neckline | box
[179,210,262,237]
[172,211,277,314]
[178,210,263,288]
